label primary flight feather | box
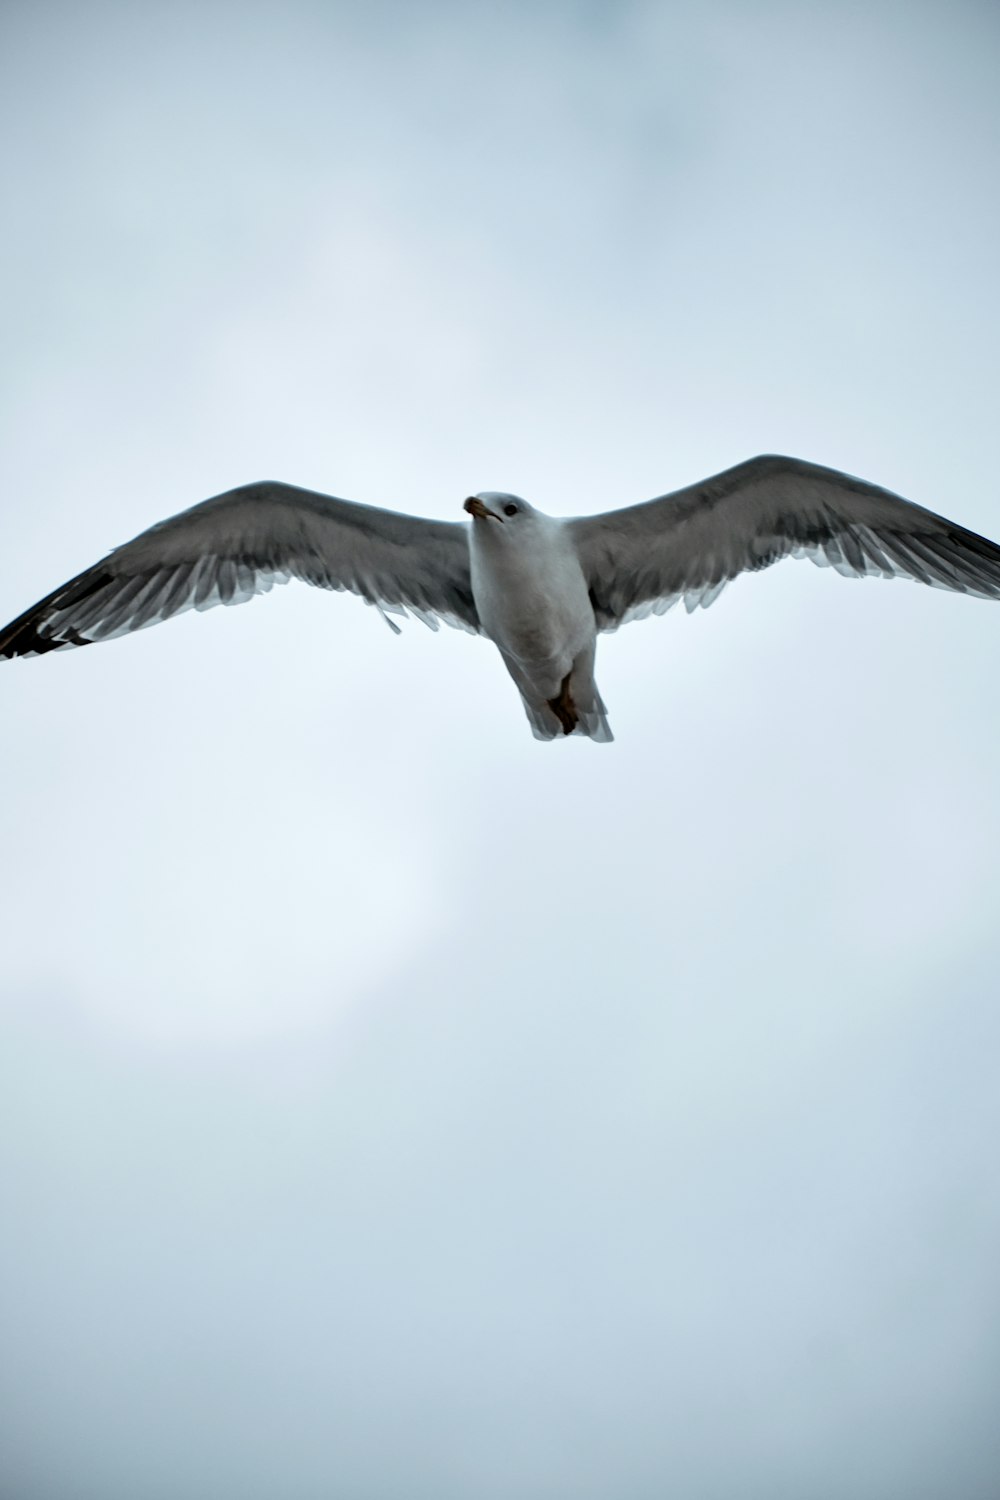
[4,454,1000,742]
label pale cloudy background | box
[2,2,1000,1496]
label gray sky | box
[2,2,1000,1497]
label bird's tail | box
[520,685,614,743]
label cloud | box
[2,2,1000,1496]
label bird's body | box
[4,454,1000,742]
[468,495,610,739]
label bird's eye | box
[503,503,518,517]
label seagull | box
[4,454,1000,742]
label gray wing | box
[569,454,1000,631]
[0,480,479,660]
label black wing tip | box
[0,568,114,661]
[0,612,94,660]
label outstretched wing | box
[0,480,479,659]
[569,455,1000,631]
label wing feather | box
[569,455,1000,630]
[1,480,479,660]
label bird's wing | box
[0,481,480,659]
[568,454,1000,631]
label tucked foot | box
[547,671,578,735]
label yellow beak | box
[463,497,504,523]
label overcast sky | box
[2,2,1000,1497]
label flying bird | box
[4,454,1000,742]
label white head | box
[463,492,540,531]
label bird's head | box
[463,492,537,533]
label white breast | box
[470,515,594,672]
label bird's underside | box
[548,672,578,736]
[3,455,1000,742]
